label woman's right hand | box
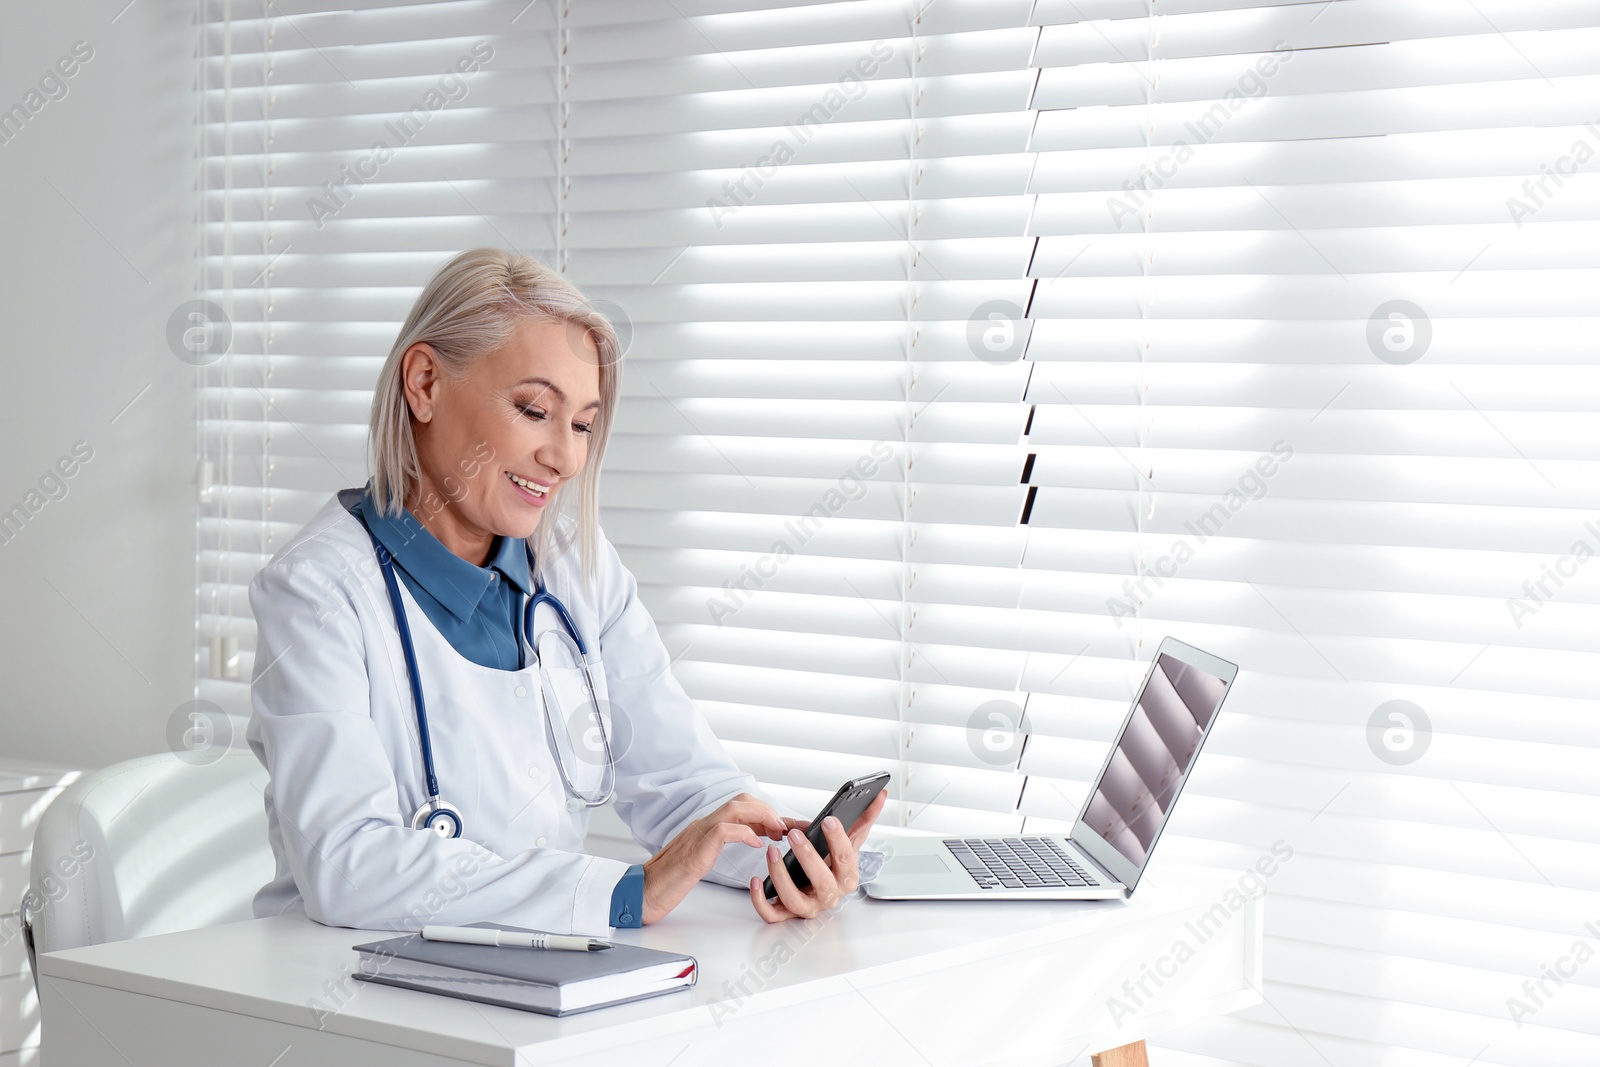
[640,794,800,924]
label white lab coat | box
[247,489,881,936]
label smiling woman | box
[244,248,885,938]
[367,249,622,583]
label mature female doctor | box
[246,248,885,935]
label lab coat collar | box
[348,483,532,622]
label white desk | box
[36,848,1260,1067]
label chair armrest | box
[20,887,38,991]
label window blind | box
[1019,2,1600,1064]
[199,1,1600,1063]
[197,0,561,705]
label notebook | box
[351,923,698,1017]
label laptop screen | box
[1080,650,1231,871]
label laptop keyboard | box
[943,837,1100,890]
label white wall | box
[0,1,197,769]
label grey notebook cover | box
[350,922,698,1018]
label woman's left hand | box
[749,790,887,922]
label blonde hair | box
[368,248,622,588]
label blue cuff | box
[609,864,645,928]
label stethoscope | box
[358,522,617,838]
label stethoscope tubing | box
[357,519,615,835]
[527,585,589,658]
[371,538,444,803]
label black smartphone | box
[762,771,890,900]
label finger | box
[785,828,841,909]
[847,790,888,848]
[675,823,763,887]
[720,798,788,840]
[703,820,765,856]
[714,796,772,822]
[713,818,765,846]
[766,844,820,918]
[762,815,803,840]
[757,816,810,841]
[675,818,756,870]
[678,809,758,851]
[697,807,776,847]
[748,876,795,923]
[821,816,860,895]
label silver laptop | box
[865,638,1237,901]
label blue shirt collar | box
[349,483,531,620]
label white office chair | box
[21,748,275,989]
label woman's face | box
[403,316,603,556]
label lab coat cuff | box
[573,855,636,936]
[609,864,645,928]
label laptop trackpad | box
[887,854,954,875]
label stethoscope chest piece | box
[413,799,464,839]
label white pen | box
[420,925,612,951]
